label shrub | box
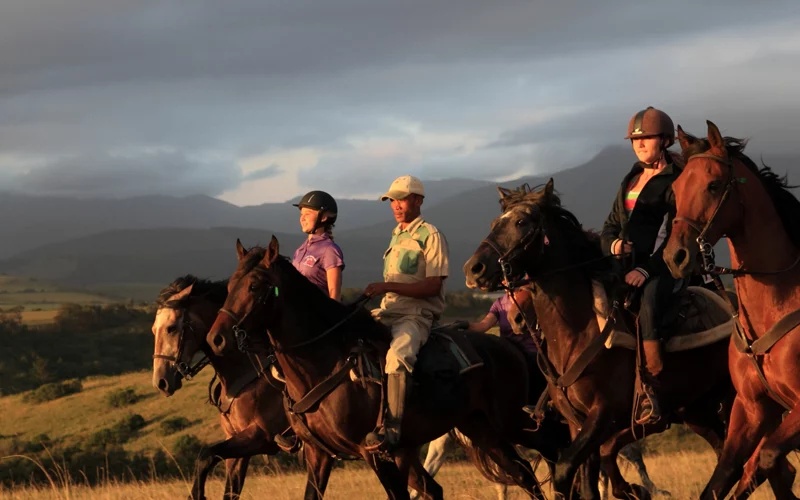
[159,417,191,436]
[105,387,140,408]
[22,379,82,404]
[86,414,147,450]
[173,434,205,472]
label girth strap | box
[556,307,618,388]
[291,354,359,414]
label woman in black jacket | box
[600,106,682,425]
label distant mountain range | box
[1,145,796,297]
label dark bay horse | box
[464,181,738,499]
[152,276,293,500]
[664,121,800,499]
[205,238,565,499]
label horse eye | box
[708,180,723,194]
[249,282,260,292]
[516,219,525,227]
[167,325,178,334]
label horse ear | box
[497,186,513,199]
[171,283,194,302]
[676,125,695,152]
[236,238,247,261]
[544,178,555,198]
[706,120,727,155]
[262,235,280,268]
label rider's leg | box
[366,313,432,453]
[635,273,676,424]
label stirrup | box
[634,386,661,425]
[274,431,301,453]
[364,428,389,453]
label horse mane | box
[682,133,800,249]
[241,245,392,344]
[504,186,614,284]
[157,275,228,309]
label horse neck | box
[529,269,602,375]
[190,297,255,388]
[269,294,356,401]
[726,172,800,335]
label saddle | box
[350,328,485,386]
[592,282,735,352]
[208,352,283,414]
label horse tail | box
[449,429,516,486]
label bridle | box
[152,306,210,380]
[673,153,800,276]
[481,206,548,286]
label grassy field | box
[1,455,796,499]
[0,369,223,453]
[3,368,800,498]
[0,276,146,326]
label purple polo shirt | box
[292,234,345,293]
[489,294,538,354]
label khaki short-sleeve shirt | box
[379,216,449,317]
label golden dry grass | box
[2,452,799,499]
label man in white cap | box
[363,175,450,453]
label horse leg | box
[189,426,269,500]
[223,456,251,500]
[399,447,444,500]
[579,452,602,500]
[361,449,411,500]
[731,434,795,500]
[302,444,335,500]
[553,409,611,500]
[415,432,453,492]
[700,395,780,500]
[734,403,800,500]
[598,424,671,500]
[457,417,545,500]
[617,442,669,497]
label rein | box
[674,152,800,277]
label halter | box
[217,284,276,352]
[152,308,210,380]
[673,153,800,276]
[481,209,547,285]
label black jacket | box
[600,156,683,279]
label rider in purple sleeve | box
[291,191,345,301]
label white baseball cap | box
[380,175,425,201]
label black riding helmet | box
[293,191,338,231]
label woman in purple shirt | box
[291,191,345,301]
[468,292,538,356]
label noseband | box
[153,308,210,380]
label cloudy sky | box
[1,0,799,205]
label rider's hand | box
[612,239,633,256]
[625,269,647,288]
[364,282,390,298]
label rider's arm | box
[326,266,342,301]
[469,313,498,333]
[380,277,444,299]
[601,188,625,256]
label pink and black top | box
[291,233,345,294]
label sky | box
[1,0,799,205]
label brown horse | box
[205,238,567,500]
[664,121,800,499]
[152,276,292,500]
[464,181,739,499]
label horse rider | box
[291,190,345,301]
[362,175,450,453]
[600,106,683,425]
